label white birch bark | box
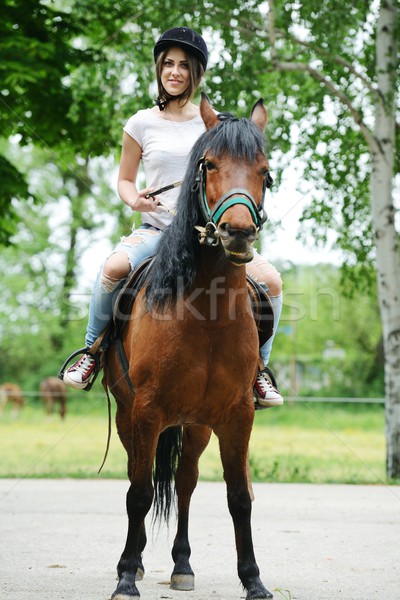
[371,0,400,478]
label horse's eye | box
[205,160,216,171]
[264,171,273,188]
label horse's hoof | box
[246,585,273,599]
[111,573,140,599]
[170,573,195,591]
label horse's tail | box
[152,426,183,524]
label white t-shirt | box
[123,108,205,230]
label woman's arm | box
[117,132,158,212]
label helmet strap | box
[155,97,169,111]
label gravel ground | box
[1,479,399,600]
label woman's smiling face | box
[161,46,190,96]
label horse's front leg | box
[112,414,161,599]
[217,413,273,600]
[171,424,212,591]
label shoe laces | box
[73,354,95,376]
[256,371,276,393]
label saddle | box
[113,257,274,347]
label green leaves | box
[0,155,30,245]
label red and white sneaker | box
[253,369,283,408]
[63,353,96,390]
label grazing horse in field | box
[0,383,24,417]
[40,377,67,419]
[105,94,273,600]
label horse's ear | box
[250,99,268,132]
[200,92,219,130]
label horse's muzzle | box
[218,223,257,264]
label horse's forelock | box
[175,118,265,205]
[200,117,265,162]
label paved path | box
[1,479,399,600]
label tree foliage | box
[0,0,86,146]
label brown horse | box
[105,94,273,599]
[40,377,67,419]
[0,383,24,417]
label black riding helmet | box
[153,27,208,71]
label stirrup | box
[58,347,102,392]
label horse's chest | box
[177,313,255,348]
[130,301,258,409]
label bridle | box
[192,156,273,247]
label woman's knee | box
[247,256,282,297]
[264,269,282,297]
[103,251,131,280]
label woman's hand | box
[128,187,160,212]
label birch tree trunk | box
[371,0,400,478]
[267,0,399,477]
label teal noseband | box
[206,188,261,227]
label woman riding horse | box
[62,27,283,409]
[106,93,274,600]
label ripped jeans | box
[85,224,162,349]
[85,224,282,368]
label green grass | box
[197,400,387,484]
[0,397,388,484]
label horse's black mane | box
[145,112,266,310]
